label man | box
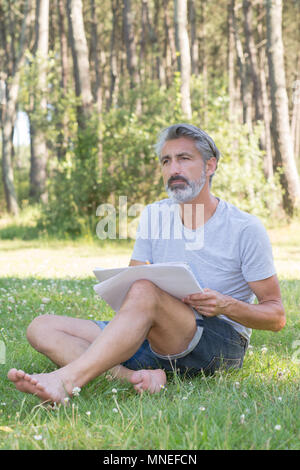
[8,123,286,403]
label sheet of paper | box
[93,263,203,312]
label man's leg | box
[8,280,197,402]
[16,314,166,393]
[26,315,103,367]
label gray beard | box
[166,172,206,203]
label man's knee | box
[26,315,55,350]
[127,280,160,307]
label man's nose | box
[169,159,181,174]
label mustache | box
[167,175,190,187]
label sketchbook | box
[93,262,203,312]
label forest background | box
[0,0,300,238]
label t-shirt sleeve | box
[131,206,152,262]
[239,219,276,282]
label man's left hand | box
[182,288,233,317]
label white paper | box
[93,263,203,312]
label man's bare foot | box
[129,369,167,394]
[7,368,72,404]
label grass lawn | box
[0,223,299,450]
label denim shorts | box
[93,312,248,377]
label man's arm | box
[183,274,286,332]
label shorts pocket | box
[204,355,242,375]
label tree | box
[55,0,70,160]
[266,0,300,213]
[67,0,93,129]
[0,0,32,215]
[123,0,140,90]
[231,0,252,130]
[227,0,238,121]
[29,0,49,202]
[174,0,192,119]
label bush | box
[39,77,284,237]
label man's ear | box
[205,157,217,176]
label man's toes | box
[130,370,143,385]
[7,368,18,382]
[35,382,46,391]
[23,373,33,382]
[16,370,26,379]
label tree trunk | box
[227,0,237,121]
[90,0,103,176]
[257,0,273,178]
[108,0,120,109]
[232,0,252,130]
[163,0,177,87]
[1,105,19,215]
[56,0,69,160]
[259,45,273,179]
[0,0,32,215]
[266,0,300,213]
[243,0,263,122]
[57,0,69,91]
[123,0,140,90]
[174,0,192,119]
[199,0,208,125]
[29,0,49,202]
[291,64,300,164]
[67,0,93,128]
[122,0,141,113]
[189,0,199,76]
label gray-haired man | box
[8,123,285,402]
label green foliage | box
[36,75,284,237]
[209,122,283,223]
[38,118,101,237]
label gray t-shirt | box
[131,198,277,341]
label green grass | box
[0,224,299,450]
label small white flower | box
[274,424,281,431]
[182,396,188,400]
[112,408,118,413]
[41,297,51,304]
[86,411,91,416]
[34,435,43,440]
[72,386,81,397]
[278,396,283,402]
[112,388,118,394]
[234,381,241,389]
[199,406,206,411]
[240,414,245,424]
[64,397,70,403]
[261,347,268,354]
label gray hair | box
[155,123,220,183]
